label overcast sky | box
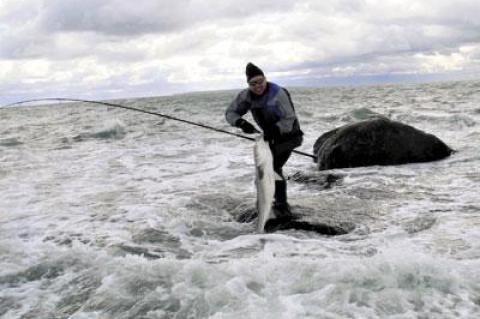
[1,0,480,104]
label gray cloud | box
[36,0,296,36]
[0,0,295,60]
[3,0,479,60]
[0,32,51,59]
[1,0,480,104]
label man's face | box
[248,75,267,95]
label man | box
[225,62,303,217]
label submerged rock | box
[289,172,343,190]
[235,205,353,235]
[264,217,349,235]
[314,118,453,170]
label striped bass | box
[254,135,275,232]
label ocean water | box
[1,80,480,318]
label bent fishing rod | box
[2,97,317,160]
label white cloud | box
[1,0,480,104]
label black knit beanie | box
[245,62,264,81]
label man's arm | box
[274,89,297,135]
[225,90,257,134]
[225,90,250,126]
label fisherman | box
[225,62,303,218]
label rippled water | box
[1,80,480,318]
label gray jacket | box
[225,82,302,141]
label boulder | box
[313,118,453,170]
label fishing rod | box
[1,97,317,160]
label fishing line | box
[1,97,317,160]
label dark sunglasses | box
[248,78,265,86]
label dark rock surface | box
[289,172,343,190]
[264,216,349,235]
[314,118,453,170]
[236,205,354,235]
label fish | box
[254,135,275,232]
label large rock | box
[314,118,453,170]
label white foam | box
[1,82,480,317]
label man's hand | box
[235,119,257,134]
